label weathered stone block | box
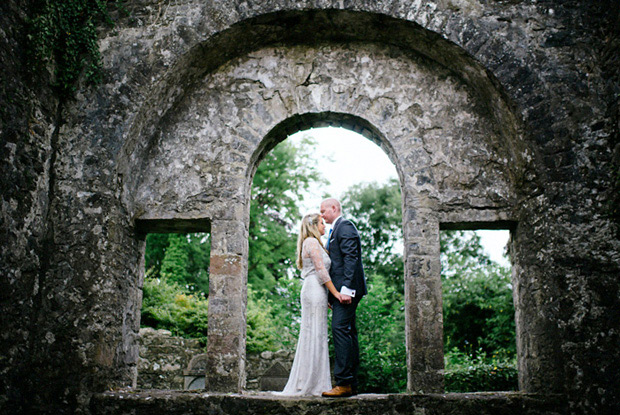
[210,254,243,277]
[137,328,203,390]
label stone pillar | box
[403,207,444,393]
[205,219,248,392]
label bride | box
[276,213,342,396]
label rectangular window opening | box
[138,231,211,390]
[440,229,518,392]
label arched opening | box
[246,124,405,393]
[122,17,526,394]
[9,1,612,412]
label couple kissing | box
[275,198,367,397]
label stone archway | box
[129,39,522,393]
[4,1,618,412]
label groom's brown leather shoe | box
[321,385,353,397]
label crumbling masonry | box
[1,1,618,414]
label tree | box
[145,233,210,295]
[342,181,516,391]
[341,179,404,291]
[440,231,517,391]
[441,230,516,358]
[160,234,192,285]
[141,136,326,353]
[248,136,326,293]
[141,232,211,344]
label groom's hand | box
[340,294,352,304]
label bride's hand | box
[334,292,343,303]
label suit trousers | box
[331,296,361,387]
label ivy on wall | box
[27,0,125,97]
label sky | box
[286,127,510,267]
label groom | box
[320,198,367,397]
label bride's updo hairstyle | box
[296,213,326,269]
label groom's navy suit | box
[327,217,367,388]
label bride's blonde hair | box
[296,213,326,269]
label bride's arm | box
[324,280,341,300]
[303,238,342,300]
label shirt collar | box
[331,215,342,228]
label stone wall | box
[0,0,60,412]
[246,350,294,392]
[1,1,618,414]
[137,328,204,390]
[136,328,293,392]
[91,390,567,415]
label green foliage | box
[140,137,324,351]
[140,271,209,346]
[160,234,192,285]
[249,136,326,293]
[145,233,210,295]
[341,179,404,291]
[246,277,302,353]
[144,233,169,274]
[444,348,518,392]
[441,231,516,358]
[138,137,518,394]
[246,290,281,353]
[356,272,407,393]
[27,0,125,97]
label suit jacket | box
[327,217,367,302]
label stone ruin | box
[137,328,203,390]
[136,328,294,391]
[1,0,618,414]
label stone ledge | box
[91,390,566,415]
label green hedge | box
[140,271,209,346]
[445,363,518,392]
[444,349,518,392]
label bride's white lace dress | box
[277,237,332,396]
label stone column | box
[403,207,444,393]
[205,219,248,392]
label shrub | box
[140,270,209,346]
[444,348,518,392]
[247,276,303,353]
[356,273,407,393]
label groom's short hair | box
[321,198,341,212]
